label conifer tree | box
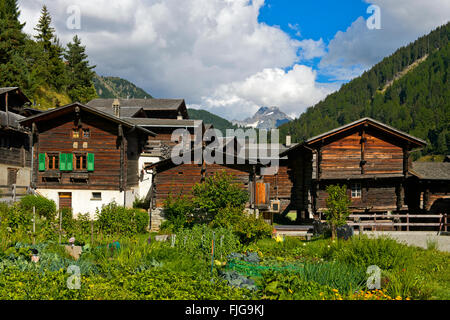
[65,35,97,103]
[34,5,54,52]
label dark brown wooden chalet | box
[145,139,294,230]
[408,162,450,214]
[280,118,427,220]
[0,87,35,188]
[18,102,155,215]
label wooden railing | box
[347,213,448,234]
[0,184,31,202]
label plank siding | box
[35,112,124,190]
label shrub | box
[191,171,248,223]
[212,206,273,244]
[324,185,351,240]
[96,202,149,236]
[162,195,193,232]
[19,195,57,220]
[133,196,150,210]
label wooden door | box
[7,168,17,186]
[59,192,72,209]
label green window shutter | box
[87,153,94,171]
[60,153,67,171]
[38,153,46,171]
[66,153,73,171]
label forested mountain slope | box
[279,23,450,158]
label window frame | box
[47,153,60,170]
[74,153,88,171]
[351,183,362,199]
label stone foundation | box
[150,208,165,232]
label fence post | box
[32,206,36,245]
[59,209,62,245]
[90,220,94,245]
[406,213,409,232]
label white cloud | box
[298,38,326,60]
[200,65,337,120]
[19,0,311,120]
[321,0,450,80]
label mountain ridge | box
[93,74,153,99]
[232,106,293,130]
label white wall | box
[36,188,135,219]
[137,155,160,200]
[0,164,30,186]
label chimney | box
[113,99,120,118]
[286,135,291,147]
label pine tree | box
[34,5,55,53]
[0,0,26,64]
[65,35,97,103]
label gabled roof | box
[87,98,185,110]
[409,162,450,181]
[0,87,31,105]
[306,117,426,146]
[281,118,427,156]
[122,117,202,128]
[0,87,19,95]
[0,111,25,129]
[18,102,156,137]
[87,98,189,120]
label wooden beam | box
[360,127,367,174]
[5,92,9,128]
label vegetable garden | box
[0,173,449,300]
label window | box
[72,129,80,139]
[351,183,362,199]
[83,129,90,138]
[75,154,87,170]
[91,192,102,200]
[47,153,59,170]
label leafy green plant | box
[162,194,193,232]
[211,206,273,244]
[191,171,248,223]
[95,202,149,236]
[19,195,57,220]
[324,185,351,240]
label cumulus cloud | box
[320,0,450,80]
[200,65,337,120]
[20,0,322,120]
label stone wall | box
[150,208,165,232]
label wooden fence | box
[347,213,448,234]
[0,184,32,202]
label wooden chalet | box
[408,161,450,214]
[280,118,428,220]
[19,102,155,216]
[145,139,295,230]
[0,87,36,189]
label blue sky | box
[19,0,450,120]
[259,0,368,42]
[259,0,370,83]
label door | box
[7,168,17,186]
[59,192,72,210]
[250,182,270,207]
